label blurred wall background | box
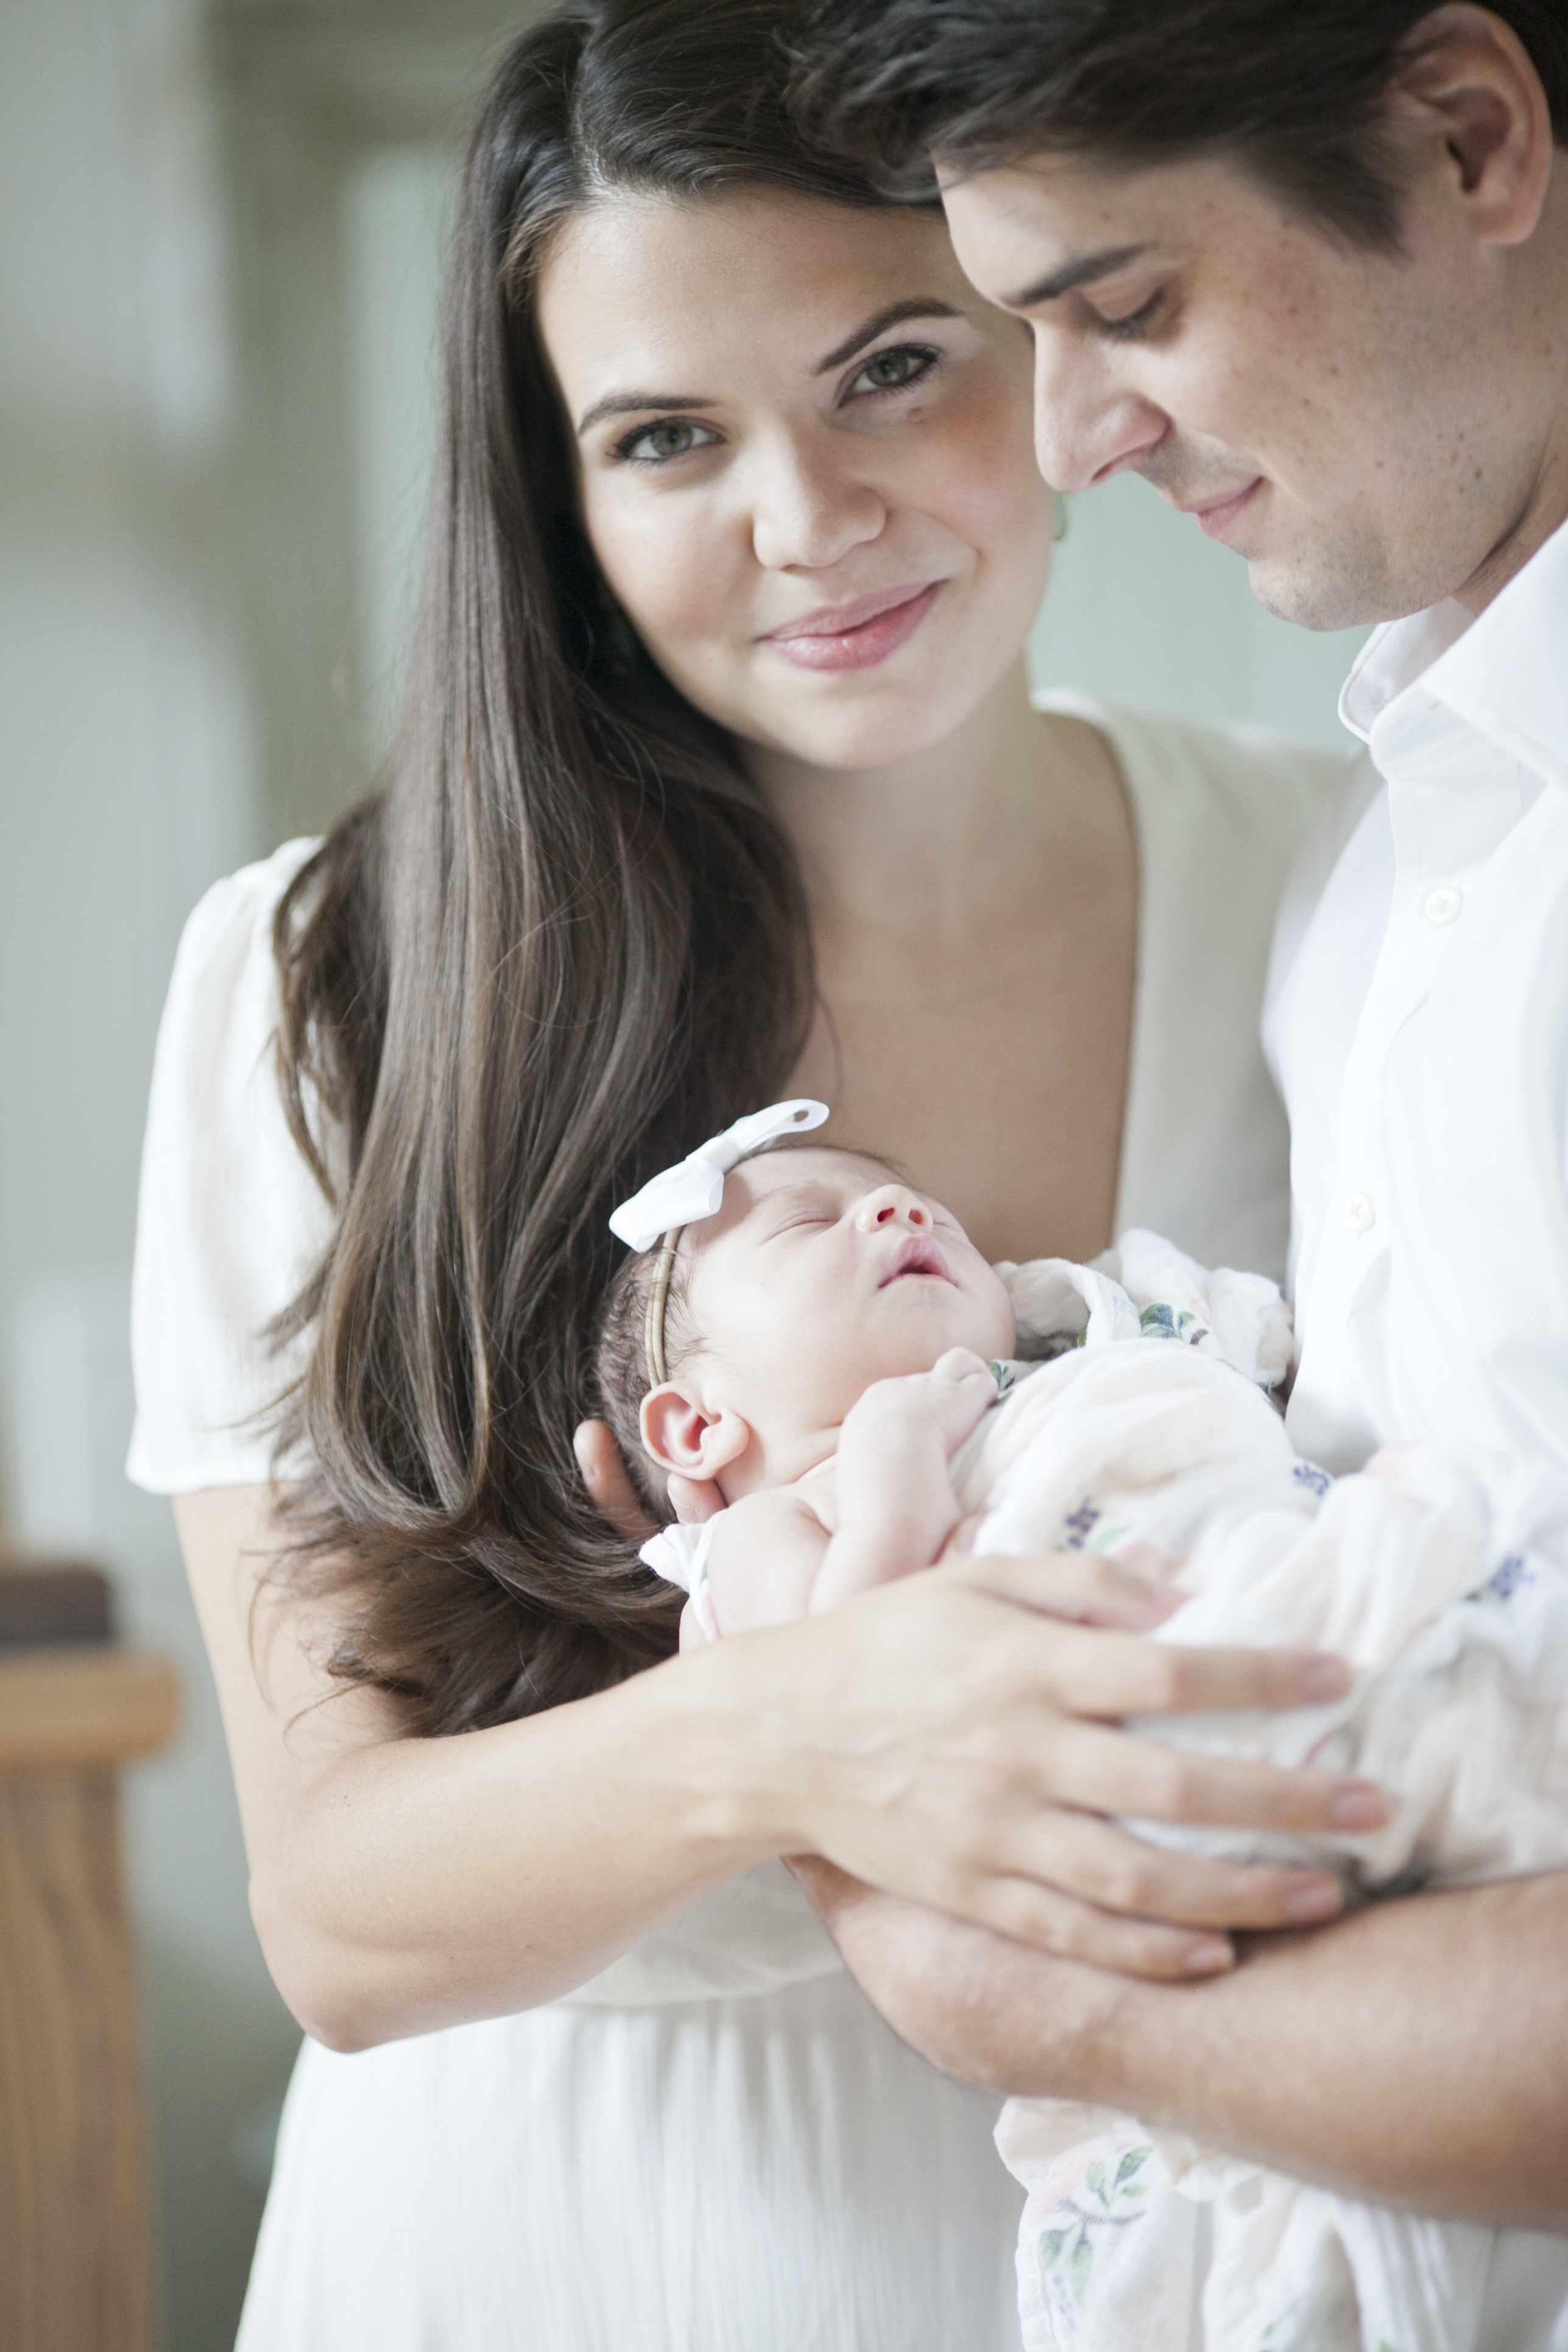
[0,3,1368,2343]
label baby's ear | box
[640,1383,750,1480]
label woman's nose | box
[749,433,887,573]
[856,1185,930,1233]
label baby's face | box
[678,1149,1015,1486]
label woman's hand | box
[180,1461,1382,2044]
[574,1418,724,1534]
[574,1419,658,1541]
[703,1549,1384,1982]
[580,1414,1385,1981]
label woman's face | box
[537,189,1053,771]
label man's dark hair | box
[794,1,1568,249]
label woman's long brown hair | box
[266,0,908,1735]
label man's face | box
[941,149,1549,629]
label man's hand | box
[791,1855,1134,2096]
[793,1856,1568,2227]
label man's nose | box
[1031,325,1168,494]
[749,431,888,573]
[857,1185,931,1232]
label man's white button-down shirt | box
[1265,515,1568,2347]
[1270,517,1568,1480]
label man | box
[791,1,1568,2338]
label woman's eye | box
[846,344,938,400]
[616,418,720,465]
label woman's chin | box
[739,693,998,778]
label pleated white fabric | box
[240,1968,1023,2352]
[130,705,1345,2352]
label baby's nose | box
[861,1186,930,1230]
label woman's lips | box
[763,581,941,673]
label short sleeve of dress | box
[127,838,332,1494]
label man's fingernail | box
[1285,1877,1343,1922]
[1303,1655,1353,1701]
[1184,1937,1234,1975]
[1331,1782,1388,1829]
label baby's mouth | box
[878,1237,954,1288]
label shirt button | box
[1341,1191,1377,1235]
[1424,885,1463,925]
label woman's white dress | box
[128,698,1347,2352]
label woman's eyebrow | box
[576,390,715,437]
[813,298,964,376]
[574,302,964,435]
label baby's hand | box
[842,1347,997,1460]
[827,1349,997,1595]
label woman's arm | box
[798,1862,1568,2227]
[177,1488,1372,2052]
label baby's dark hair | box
[595,1240,701,1522]
[593,1136,906,1522]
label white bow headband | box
[609,1100,830,1387]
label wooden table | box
[0,1606,179,2352]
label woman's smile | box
[762,580,944,671]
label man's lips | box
[877,1235,955,1288]
[1182,479,1263,544]
[763,582,942,673]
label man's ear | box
[640,1382,751,1480]
[1395,4,1555,246]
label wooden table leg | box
[0,1642,178,2352]
[0,1769,152,2352]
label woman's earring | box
[1052,491,1072,544]
[606,607,640,674]
[595,579,640,676]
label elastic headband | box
[610,1100,830,1391]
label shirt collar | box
[1339,512,1568,788]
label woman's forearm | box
[805,1862,1568,2227]
[180,1486,781,2047]
[178,1489,1377,2049]
[253,1659,782,2049]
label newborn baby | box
[599,1106,1568,2352]
[599,1136,1030,1637]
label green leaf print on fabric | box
[1035,2142,1155,2330]
[1139,1302,1207,1347]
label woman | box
[128,2,1363,2343]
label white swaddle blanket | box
[962,1234,1568,2352]
[645,1229,1568,2352]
